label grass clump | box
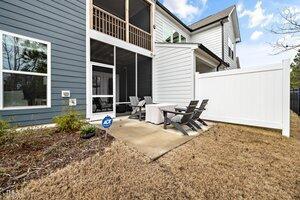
[53,109,84,133]
[0,119,10,137]
[80,124,96,136]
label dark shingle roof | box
[189,5,235,30]
[156,2,236,32]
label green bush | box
[80,124,96,136]
[53,110,84,133]
[0,120,10,137]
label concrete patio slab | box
[107,117,213,160]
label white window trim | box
[0,30,51,110]
[163,23,186,43]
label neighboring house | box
[0,0,241,126]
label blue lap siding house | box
[0,0,86,126]
[0,0,241,126]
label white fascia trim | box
[90,30,153,58]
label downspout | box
[216,62,222,71]
[221,20,224,61]
[219,20,224,72]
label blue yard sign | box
[102,115,113,129]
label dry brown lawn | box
[3,114,300,200]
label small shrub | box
[53,110,84,133]
[80,124,96,136]
[0,119,10,137]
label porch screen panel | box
[90,39,114,65]
[129,0,151,33]
[137,54,152,98]
[92,97,113,113]
[92,65,113,113]
[92,66,113,95]
[93,0,125,20]
[116,47,136,102]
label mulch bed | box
[0,128,114,195]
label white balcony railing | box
[92,5,152,51]
[93,5,126,41]
[129,24,152,51]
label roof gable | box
[188,6,235,30]
[156,2,241,42]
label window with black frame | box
[228,37,234,60]
[228,46,232,58]
[1,32,50,108]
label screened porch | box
[90,39,152,119]
[91,0,153,51]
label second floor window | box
[228,37,234,60]
[228,47,234,59]
[163,25,187,43]
[173,32,180,43]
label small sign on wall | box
[69,99,77,106]
[61,90,71,98]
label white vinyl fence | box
[195,60,290,137]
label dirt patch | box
[3,120,300,200]
[0,128,114,195]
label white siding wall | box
[153,45,194,106]
[190,25,222,58]
[155,9,190,43]
[224,16,237,69]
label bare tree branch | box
[269,7,300,54]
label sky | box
[158,0,300,68]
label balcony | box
[91,0,152,51]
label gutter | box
[198,44,229,68]
[191,16,228,32]
[156,1,192,31]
